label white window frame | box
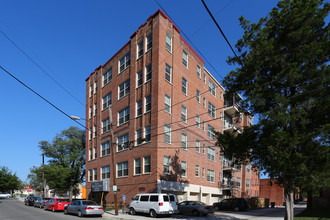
[136,100,142,117]
[164,125,171,144]
[118,79,130,99]
[94,80,98,94]
[196,140,200,153]
[207,169,215,183]
[118,107,130,126]
[145,95,151,113]
[208,147,215,161]
[208,125,215,140]
[101,141,110,157]
[136,70,143,88]
[145,125,151,142]
[182,77,188,95]
[165,63,172,83]
[164,156,171,174]
[102,92,112,110]
[209,80,216,97]
[117,161,128,178]
[165,95,171,114]
[93,146,97,160]
[136,129,143,145]
[197,65,201,78]
[101,165,110,180]
[134,158,141,175]
[143,156,151,174]
[103,69,112,86]
[203,97,206,108]
[146,33,152,51]
[182,50,188,68]
[166,33,172,53]
[196,115,200,128]
[119,53,130,73]
[137,41,143,59]
[94,103,97,116]
[196,90,201,103]
[102,118,110,133]
[195,165,200,177]
[117,133,129,152]
[181,133,187,150]
[181,161,187,177]
[181,105,187,123]
[89,106,92,119]
[88,169,93,182]
[208,102,216,118]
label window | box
[203,73,206,84]
[237,177,241,188]
[181,161,187,177]
[145,95,151,113]
[102,118,110,133]
[145,125,151,142]
[203,121,205,131]
[182,77,188,95]
[246,179,250,188]
[208,147,215,161]
[137,41,143,59]
[101,166,110,179]
[164,156,171,174]
[181,105,187,123]
[182,50,188,67]
[197,65,201,78]
[93,125,97,138]
[134,158,141,175]
[164,125,171,144]
[89,106,92,119]
[136,100,142,117]
[137,71,143,87]
[89,85,93,97]
[118,107,129,125]
[136,129,143,145]
[203,97,206,108]
[102,93,112,110]
[94,103,97,116]
[208,102,216,118]
[181,133,187,150]
[196,140,200,153]
[202,168,205,178]
[196,90,201,103]
[207,169,215,183]
[165,95,171,114]
[117,161,128,177]
[119,53,130,73]
[103,69,112,86]
[195,165,200,177]
[166,33,172,52]
[101,142,110,157]
[89,148,92,161]
[165,63,172,82]
[146,33,152,51]
[209,80,216,97]
[196,115,200,128]
[118,79,130,99]
[93,168,97,180]
[93,146,97,159]
[144,156,151,174]
[203,144,206,154]
[248,117,253,126]
[220,91,223,100]
[208,125,215,140]
[117,134,129,152]
[88,169,92,182]
[89,128,92,140]
[94,81,98,94]
[145,64,152,82]
[247,164,251,173]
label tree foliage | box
[0,166,22,193]
[39,126,85,198]
[216,0,329,219]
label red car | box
[44,198,71,212]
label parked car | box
[64,200,104,217]
[24,196,38,206]
[213,198,250,211]
[169,194,179,213]
[34,197,51,208]
[178,201,214,216]
[0,193,11,198]
[44,198,71,212]
[129,193,177,217]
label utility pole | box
[109,106,118,215]
[42,153,45,197]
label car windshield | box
[82,201,98,206]
[195,201,207,206]
[57,199,69,202]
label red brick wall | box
[259,179,284,206]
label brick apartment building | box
[85,9,259,205]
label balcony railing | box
[223,122,242,134]
[223,161,241,172]
[221,181,241,190]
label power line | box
[0,65,86,129]
[0,29,85,107]
[201,0,241,63]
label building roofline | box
[204,67,224,91]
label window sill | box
[118,93,130,101]
[133,174,141,177]
[145,48,152,53]
[117,121,129,127]
[143,172,151,175]
[116,176,128,179]
[144,79,151,84]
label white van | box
[129,193,178,217]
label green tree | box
[217,0,329,219]
[0,166,22,193]
[39,126,85,200]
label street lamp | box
[70,115,85,121]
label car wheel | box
[64,208,68,215]
[214,205,219,211]
[234,206,240,211]
[150,210,157,218]
[78,210,83,217]
[129,208,136,215]
[192,209,200,216]
[52,206,55,212]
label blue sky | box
[0,0,279,182]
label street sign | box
[123,195,126,200]
[91,179,110,192]
[113,185,117,192]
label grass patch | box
[294,208,330,220]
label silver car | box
[64,200,104,217]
